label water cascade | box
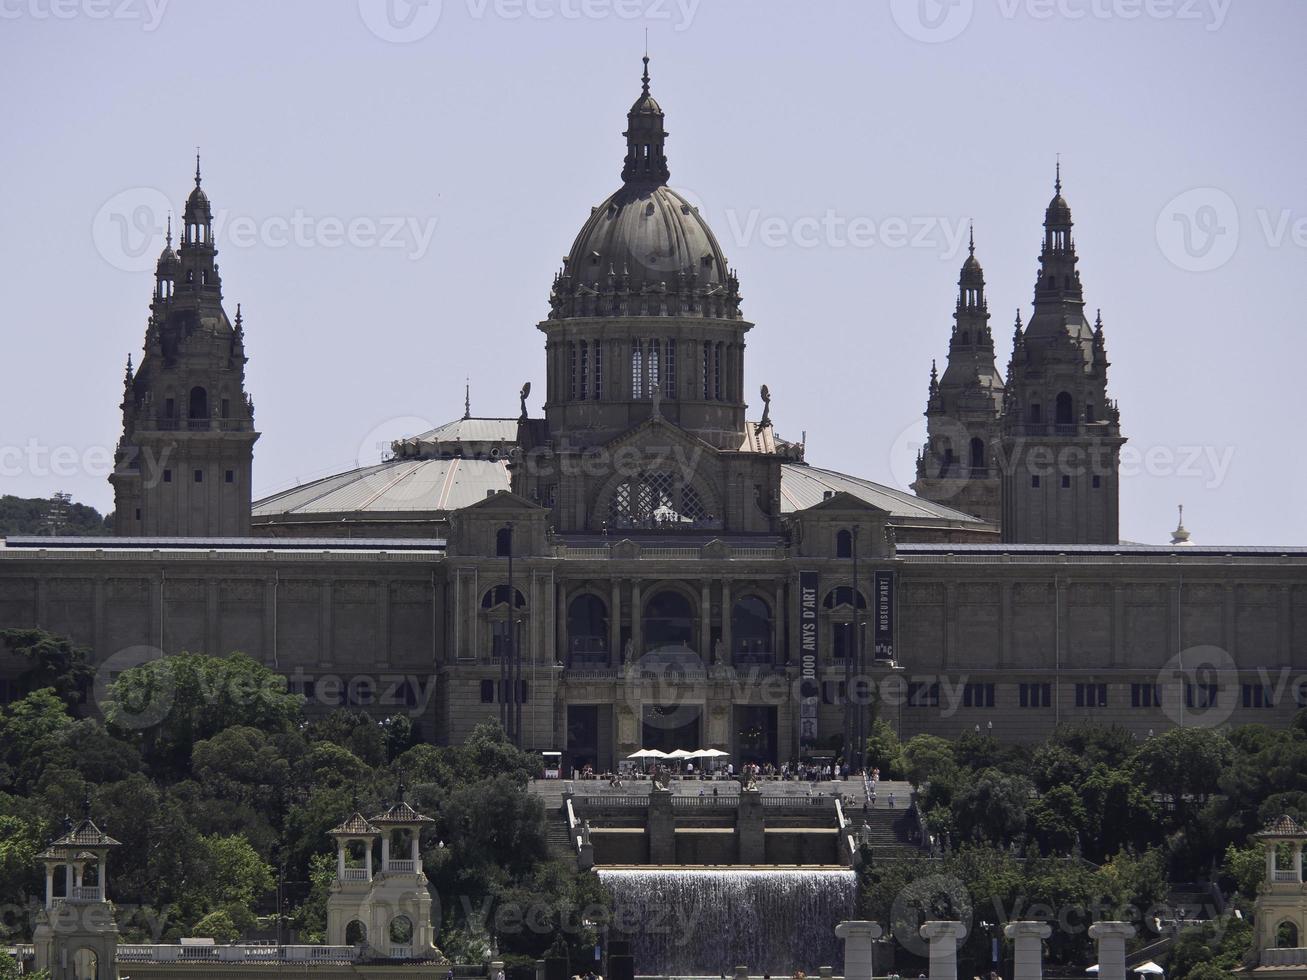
[597,868,856,976]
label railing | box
[671,795,739,808]
[580,796,649,808]
[69,886,102,902]
[390,945,414,959]
[1273,870,1300,882]
[566,798,582,853]
[1263,948,1307,966]
[385,859,417,873]
[761,795,834,808]
[116,945,359,963]
[341,867,369,881]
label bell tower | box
[110,157,259,536]
[999,166,1124,544]
[912,229,1004,524]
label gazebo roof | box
[1255,815,1306,839]
[370,800,434,826]
[39,818,121,857]
[329,812,381,837]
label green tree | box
[0,629,94,712]
[190,909,240,943]
[103,652,303,775]
[0,689,75,793]
[899,734,956,788]
[951,769,1032,846]
[1131,727,1233,812]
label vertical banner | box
[873,570,895,661]
[799,571,819,748]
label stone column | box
[337,842,346,879]
[835,920,883,980]
[1088,921,1135,980]
[647,788,675,865]
[631,580,643,657]
[1004,921,1051,980]
[919,921,966,980]
[737,788,765,864]
[700,580,712,658]
[1294,842,1303,883]
[45,866,53,908]
[610,579,622,665]
[721,579,733,664]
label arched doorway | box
[1277,920,1301,948]
[72,948,98,980]
[346,920,368,945]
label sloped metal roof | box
[255,458,981,524]
[778,464,984,523]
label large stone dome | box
[547,57,741,321]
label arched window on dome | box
[579,340,589,400]
[631,341,645,399]
[665,339,677,399]
[648,339,660,397]
[593,341,603,400]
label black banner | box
[873,570,895,661]
[799,571,819,746]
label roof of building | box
[37,819,120,859]
[329,812,381,837]
[370,800,434,825]
[252,456,985,526]
[1255,815,1306,839]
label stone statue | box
[519,381,531,421]
[713,637,723,665]
[759,384,772,428]
[581,820,592,847]
[651,382,662,418]
[622,637,634,665]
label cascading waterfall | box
[597,868,856,976]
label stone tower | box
[912,229,1004,524]
[110,158,259,536]
[999,167,1124,544]
[32,814,121,980]
[514,57,793,535]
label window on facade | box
[907,681,941,708]
[1019,683,1052,708]
[1186,683,1219,709]
[189,386,208,419]
[836,529,853,559]
[579,340,589,400]
[642,590,695,652]
[164,397,176,418]
[631,341,645,399]
[194,469,203,483]
[1031,475,1041,488]
[593,341,603,400]
[480,585,526,608]
[702,341,711,399]
[731,596,772,660]
[567,594,609,664]
[831,621,866,661]
[1093,476,1102,489]
[962,683,995,708]
[1075,683,1108,708]
[163,469,172,483]
[1061,475,1071,489]
[609,472,708,528]
[495,527,513,557]
[714,342,724,399]
[666,339,677,398]
[1029,403,1041,423]
[568,342,578,400]
[1242,684,1275,708]
[225,470,234,484]
[970,438,985,470]
[1131,683,1161,708]
[823,587,868,610]
[648,339,660,396]
[490,620,518,661]
[1056,391,1074,425]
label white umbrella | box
[1134,963,1165,976]
[699,749,729,757]
[665,749,694,759]
[627,749,667,759]
[1086,967,1099,974]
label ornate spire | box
[166,213,173,248]
[1055,154,1062,196]
[234,303,243,334]
[464,378,471,420]
[621,53,670,186]
[968,222,975,257]
[195,149,202,188]
[1170,504,1193,546]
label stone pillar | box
[700,580,712,658]
[610,579,622,664]
[365,842,373,881]
[490,959,505,980]
[1088,921,1135,980]
[647,788,675,865]
[835,920,883,980]
[737,788,765,865]
[721,579,733,663]
[337,843,346,879]
[1004,921,1051,980]
[1294,842,1303,883]
[44,866,53,908]
[381,835,390,869]
[631,580,643,657]
[920,921,966,980]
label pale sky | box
[1,0,1304,544]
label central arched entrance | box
[643,589,695,653]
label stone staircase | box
[852,806,925,862]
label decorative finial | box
[1055,154,1062,195]
[125,353,133,376]
[397,780,406,802]
[195,148,202,188]
[1014,309,1023,331]
[641,53,651,98]
[166,213,173,248]
[83,794,93,819]
[464,378,471,420]
[234,303,243,334]
[968,222,975,257]
[1171,504,1193,546]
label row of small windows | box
[160,469,236,484]
[1026,392,1096,426]
[562,338,732,402]
[480,679,529,703]
[892,681,1302,710]
[161,387,232,420]
[1030,475,1103,489]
